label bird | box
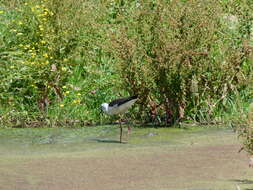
[101,95,138,143]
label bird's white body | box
[101,95,138,143]
[101,98,137,115]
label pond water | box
[0,125,233,157]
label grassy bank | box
[0,0,252,128]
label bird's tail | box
[130,95,138,100]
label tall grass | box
[0,0,252,127]
[109,0,253,125]
[236,103,253,156]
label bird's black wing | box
[109,95,138,107]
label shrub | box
[0,0,252,127]
[0,0,121,126]
[237,103,253,155]
[110,0,253,125]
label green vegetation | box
[0,0,252,128]
[236,103,253,155]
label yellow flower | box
[31,84,38,88]
[43,53,48,58]
[62,86,67,89]
[44,60,49,65]
[31,62,35,65]
[61,67,67,71]
[0,10,4,14]
[44,11,48,16]
[10,65,15,69]
[18,21,23,25]
[63,91,70,97]
[77,93,81,96]
[60,104,64,107]
[39,25,44,31]
[31,53,36,58]
[40,40,46,44]
[73,99,81,104]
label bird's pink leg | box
[126,126,131,143]
[120,122,123,143]
[128,126,131,135]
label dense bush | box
[0,0,252,127]
[0,0,119,126]
[236,103,253,156]
[110,0,253,124]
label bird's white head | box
[101,103,109,113]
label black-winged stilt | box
[101,95,138,143]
